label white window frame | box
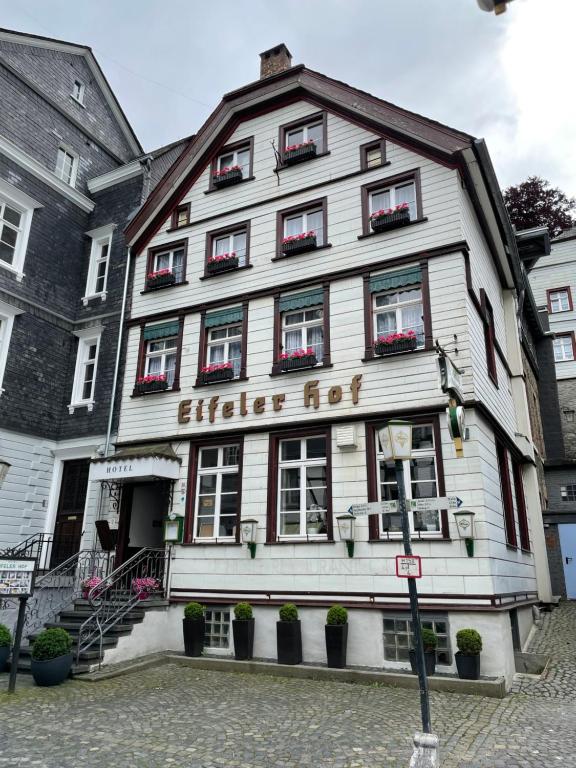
[194,445,240,542]
[212,229,248,267]
[0,178,40,281]
[71,80,85,105]
[144,336,178,387]
[0,300,23,396]
[285,121,324,152]
[55,146,79,188]
[553,336,574,362]
[282,306,324,359]
[369,180,417,220]
[373,285,424,348]
[375,424,441,539]
[206,323,242,379]
[151,245,186,283]
[549,290,570,313]
[283,207,324,245]
[216,145,251,175]
[277,436,328,541]
[83,224,115,304]
[68,327,102,413]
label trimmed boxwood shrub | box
[421,628,438,652]
[279,603,298,622]
[456,628,482,655]
[0,624,11,647]
[184,602,205,621]
[31,628,72,661]
[326,605,348,625]
[234,602,253,620]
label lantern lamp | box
[453,511,475,557]
[241,518,258,558]
[378,420,413,461]
[336,514,356,558]
[0,460,11,488]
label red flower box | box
[370,203,411,233]
[283,140,317,165]
[212,165,243,188]
[373,331,417,356]
[281,231,317,256]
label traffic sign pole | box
[8,596,27,694]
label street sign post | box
[0,557,36,695]
[396,555,422,579]
[348,497,462,516]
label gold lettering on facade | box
[253,396,265,414]
[178,399,192,424]
[304,380,320,409]
[240,391,248,416]
[195,399,204,422]
[328,386,342,404]
[208,396,219,423]
[272,393,285,411]
[222,401,234,418]
[350,374,362,404]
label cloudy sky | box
[2,0,575,197]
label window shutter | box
[205,307,243,328]
[143,320,180,340]
[279,288,324,313]
[369,266,421,294]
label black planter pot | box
[0,645,10,672]
[455,652,480,680]
[183,617,205,657]
[145,272,176,290]
[283,143,317,165]
[134,379,169,395]
[232,618,255,660]
[281,236,317,256]
[207,256,239,275]
[31,654,73,686]
[373,337,417,356]
[199,367,235,385]
[325,624,348,669]
[370,209,411,232]
[213,169,243,188]
[277,620,302,665]
[409,649,436,677]
[280,354,317,372]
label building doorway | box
[116,482,168,565]
[50,458,90,567]
[559,524,576,599]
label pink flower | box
[137,374,167,384]
[147,268,173,279]
[370,202,410,220]
[282,231,316,245]
[285,139,315,152]
[201,362,234,373]
[376,330,417,345]
[214,165,242,177]
[208,251,237,264]
[280,348,316,360]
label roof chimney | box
[259,44,292,79]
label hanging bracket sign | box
[0,558,36,597]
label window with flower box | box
[197,305,247,385]
[135,319,183,395]
[360,172,422,236]
[279,112,327,166]
[272,286,330,374]
[193,444,241,541]
[547,287,573,314]
[145,240,187,291]
[204,222,250,277]
[276,198,328,258]
[209,138,254,190]
[553,333,575,362]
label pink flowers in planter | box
[147,268,172,279]
[208,251,236,264]
[281,231,316,245]
[280,347,315,360]
[81,576,103,600]
[285,139,315,152]
[132,577,160,600]
[370,202,410,220]
[137,374,167,384]
[376,330,416,345]
[214,165,242,177]
[201,362,233,374]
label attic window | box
[71,80,85,105]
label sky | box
[1,0,575,197]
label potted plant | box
[183,602,205,657]
[134,374,169,395]
[30,627,73,686]
[374,330,417,356]
[370,202,411,233]
[146,268,176,290]
[455,628,482,680]
[277,603,302,665]
[199,362,234,385]
[212,165,243,188]
[325,605,348,669]
[131,576,160,600]
[279,347,317,371]
[409,627,437,677]
[207,251,239,275]
[0,623,11,672]
[232,602,255,660]
[281,231,317,256]
[81,576,103,600]
[283,139,317,165]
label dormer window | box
[210,139,254,190]
[71,80,85,105]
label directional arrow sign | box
[348,501,399,516]
[408,496,462,512]
[348,498,461,516]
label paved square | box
[1,603,575,767]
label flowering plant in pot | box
[212,164,243,188]
[374,330,417,356]
[325,605,348,669]
[370,202,411,232]
[283,139,317,165]
[131,577,160,600]
[135,373,169,395]
[279,347,317,371]
[146,267,176,290]
[31,628,73,686]
[276,603,302,665]
[183,602,205,657]
[207,250,239,275]
[409,627,437,677]
[232,602,255,660]
[199,361,234,385]
[455,628,482,680]
[81,576,103,600]
[0,623,11,673]
[281,230,317,255]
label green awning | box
[279,288,324,313]
[205,307,243,328]
[143,320,180,340]
[369,266,421,294]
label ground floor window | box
[383,614,451,665]
[204,608,230,648]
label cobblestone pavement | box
[1,604,575,768]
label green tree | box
[503,176,576,238]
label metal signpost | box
[0,557,36,693]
